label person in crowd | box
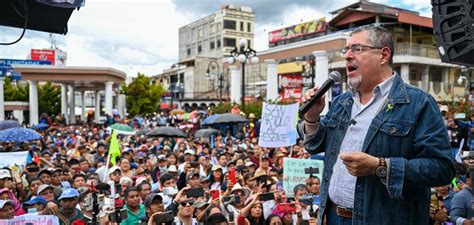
[0,188,25,216]
[429,194,450,225]
[137,181,152,203]
[37,184,56,201]
[122,187,146,225]
[298,24,454,225]
[433,184,455,214]
[0,200,15,220]
[173,197,197,225]
[23,196,46,214]
[450,170,474,224]
[238,195,265,225]
[141,193,165,225]
[209,165,225,191]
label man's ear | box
[380,47,391,65]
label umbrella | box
[0,120,21,130]
[202,114,220,126]
[170,109,185,115]
[194,128,221,139]
[109,123,135,135]
[187,110,206,120]
[182,113,191,121]
[147,127,188,138]
[136,128,151,136]
[209,113,247,124]
[0,128,41,142]
[32,123,49,130]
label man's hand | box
[175,187,190,204]
[301,86,325,122]
[340,152,379,177]
[309,217,318,225]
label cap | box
[0,169,11,179]
[211,165,222,172]
[0,200,13,209]
[38,168,52,177]
[440,105,449,112]
[184,149,195,155]
[158,154,167,161]
[108,166,122,176]
[58,188,79,200]
[249,113,255,119]
[23,196,46,206]
[245,161,255,167]
[187,172,199,181]
[226,161,236,167]
[37,184,54,195]
[144,193,163,207]
[41,150,52,156]
[200,176,209,182]
[193,200,209,209]
[231,183,250,197]
[122,148,134,154]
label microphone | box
[298,71,342,118]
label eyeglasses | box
[179,200,194,207]
[341,44,383,56]
[112,172,121,176]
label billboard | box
[279,75,303,101]
[31,49,55,65]
[269,18,327,44]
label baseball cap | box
[245,161,255,167]
[184,149,195,155]
[37,184,54,195]
[0,200,13,209]
[168,165,178,173]
[38,168,52,177]
[24,196,47,206]
[0,169,11,179]
[211,165,222,172]
[187,172,200,181]
[144,193,163,207]
[200,176,209,182]
[108,166,122,176]
[58,188,79,200]
[157,155,167,161]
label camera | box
[304,167,319,176]
[223,195,241,205]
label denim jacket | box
[298,74,455,225]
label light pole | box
[227,38,258,109]
[206,60,223,102]
[302,55,316,94]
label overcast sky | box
[0,0,432,77]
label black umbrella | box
[210,113,247,124]
[136,128,151,136]
[194,128,220,139]
[147,127,188,138]
[0,120,20,131]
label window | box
[210,41,215,50]
[223,20,236,30]
[187,48,191,56]
[217,39,221,48]
[210,23,215,33]
[198,45,202,53]
[247,22,251,32]
[240,21,244,31]
[248,40,251,48]
[198,27,203,38]
[217,22,222,31]
[224,38,236,47]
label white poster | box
[0,151,29,168]
[258,103,299,147]
[0,215,59,225]
[283,157,324,197]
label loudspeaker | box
[431,0,474,66]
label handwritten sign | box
[0,214,59,225]
[0,151,29,168]
[258,103,298,147]
[283,157,324,197]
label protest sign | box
[283,157,324,197]
[0,151,29,168]
[258,103,298,147]
[0,214,59,225]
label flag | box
[108,130,121,166]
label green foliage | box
[242,101,263,119]
[38,82,61,116]
[121,73,166,116]
[4,78,61,116]
[211,102,233,114]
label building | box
[178,4,255,61]
[250,1,467,103]
[153,4,256,110]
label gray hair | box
[351,25,394,65]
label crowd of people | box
[0,108,321,225]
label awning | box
[277,62,303,74]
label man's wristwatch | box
[375,158,388,182]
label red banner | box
[269,19,327,44]
[279,75,303,101]
[31,49,55,65]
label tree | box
[121,73,166,116]
[38,82,61,116]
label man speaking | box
[298,25,454,225]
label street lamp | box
[227,38,258,109]
[206,60,224,102]
[302,55,315,93]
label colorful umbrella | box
[109,123,135,135]
[0,128,41,142]
[170,109,185,115]
[32,123,49,130]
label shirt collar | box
[351,73,396,99]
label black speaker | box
[431,0,474,66]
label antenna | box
[49,33,57,49]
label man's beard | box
[347,75,362,90]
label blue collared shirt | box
[328,74,395,208]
